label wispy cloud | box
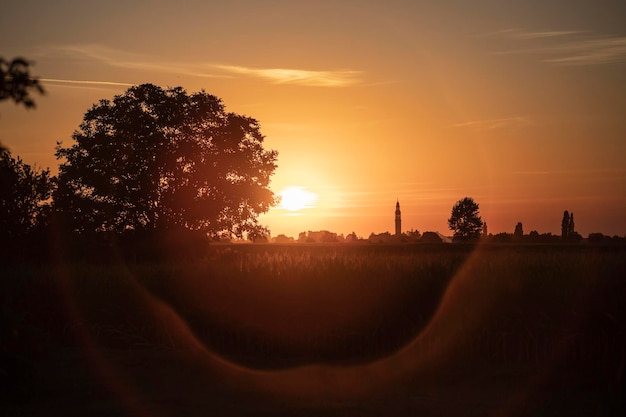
[216,65,361,87]
[41,78,135,89]
[543,37,626,65]
[513,168,626,176]
[448,116,533,130]
[492,29,626,66]
[496,29,584,39]
[38,44,228,78]
[37,44,363,87]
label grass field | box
[2,243,625,416]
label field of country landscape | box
[2,241,625,416]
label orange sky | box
[1,1,625,238]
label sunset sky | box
[2,0,625,238]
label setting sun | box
[278,186,318,212]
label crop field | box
[2,243,625,416]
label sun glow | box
[278,186,318,212]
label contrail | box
[41,78,134,87]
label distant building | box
[395,200,402,236]
[482,222,488,237]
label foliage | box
[561,210,581,241]
[561,210,573,238]
[0,57,45,109]
[0,150,53,240]
[420,231,443,243]
[514,222,523,239]
[0,57,45,152]
[491,232,513,243]
[54,84,278,238]
[298,230,340,243]
[447,197,483,241]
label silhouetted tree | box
[561,210,570,238]
[273,234,293,244]
[448,197,483,241]
[528,230,540,241]
[406,229,421,241]
[0,57,45,152]
[0,57,44,109]
[0,150,53,240]
[561,210,577,240]
[420,231,443,243]
[492,232,513,243]
[297,230,339,243]
[587,232,607,244]
[248,229,269,243]
[514,222,523,239]
[345,231,359,242]
[54,84,277,238]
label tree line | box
[270,197,620,245]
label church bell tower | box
[395,199,402,237]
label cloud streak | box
[501,29,584,39]
[38,44,363,87]
[448,116,533,130]
[41,78,135,88]
[216,65,361,87]
[494,29,626,66]
[543,37,626,65]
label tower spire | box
[395,199,401,237]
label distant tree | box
[561,210,571,238]
[345,231,359,242]
[568,230,583,242]
[368,231,395,244]
[528,230,540,241]
[406,229,421,241]
[492,232,513,243]
[273,234,293,244]
[448,197,483,241]
[420,231,443,243]
[54,84,278,238]
[320,231,338,243]
[298,230,339,243]
[0,150,53,239]
[514,222,523,239]
[538,232,560,244]
[587,232,606,244]
[561,210,578,240]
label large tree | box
[448,197,484,241]
[54,84,278,238]
[0,150,53,239]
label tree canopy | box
[0,57,44,109]
[448,197,483,241]
[54,84,278,238]
[1,57,45,152]
[0,150,53,240]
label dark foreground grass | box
[1,243,625,416]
